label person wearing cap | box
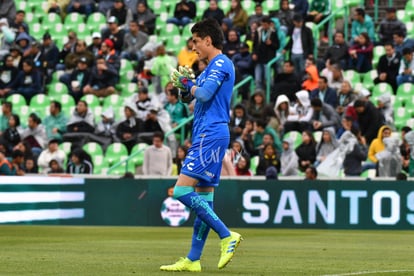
[397,47,414,86]
[62,56,91,102]
[106,0,133,30]
[101,16,125,53]
[87,32,103,57]
[83,55,117,97]
[167,0,197,27]
[283,13,314,77]
[252,16,279,90]
[373,42,401,93]
[67,0,95,16]
[37,139,66,173]
[63,39,94,70]
[121,20,149,61]
[43,100,68,142]
[378,7,407,46]
[134,2,156,35]
[98,38,121,72]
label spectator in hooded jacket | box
[280,137,299,176]
[354,99,385,145]
[295,130,316,172]
[284,90,313,133]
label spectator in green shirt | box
[164,87,189,128]
[351,8,375,43]
[306,0,331,40]
[43,101,68,143]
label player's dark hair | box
[191,18,224,50]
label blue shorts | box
[180,137,229,187]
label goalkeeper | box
[160,18,242,272]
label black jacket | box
[285,25,314,59]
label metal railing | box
[265,54,283,103]
[232,75,254,104]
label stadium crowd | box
[0,0,413,178]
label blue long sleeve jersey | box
[192,54,235,143]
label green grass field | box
[0,226,413,275]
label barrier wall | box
[1,177,413,229]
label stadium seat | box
[241,0,256,13]
[283,131,303,148]
[91,105,103,118]
[120,82,138,98]
[64,12,85,30]
[130,143,149,166]
[42,12,62,25]
[86,12,107,32]
[25,12,37,24]
[405,0,414,18]
[48,23,68,41]
[16,1,32,13]
[82,142,104,156]
[6,94,27,107]
[362,69,377,91]
[372,45,385,68]
[59,141,72,156]
[218,0,231,11]
[396,83,414,104]
[313,130,323,144]
[103,94,123,109]
[394,107,411,130]
[120,59,134,72]
[250,156,259,175]
[343,70,361,85]
[196,0,209,19]
[166,35,186,54]
[372,83,393,98]
[159,23,181,37]
[30,22,44,41]
[105,142,129,165]
[150,0,168,14]
[396,9,410,22]
[29,94,51,117]
[80,94,100,107]
[71,23,91,40]
[181,23,195,38]
[19,105,31,125]
[48,81,69,96]
[119,69,135,84]
[92,154,109,174]
[262,0,279,13]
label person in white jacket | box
[37,139,66,173]
[284,89,313,133]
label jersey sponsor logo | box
[186,162,195,171]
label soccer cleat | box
[160,257,201,272]
[218,231,242,269]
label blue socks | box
[187,192,212,261]
[173,186,230,242]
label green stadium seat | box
[16,1,32,13]
[120,59,134,72]
[105,142,129,165]
[343,70,362,85]
[181,23,194,39]
[29,94,51,117]
[92,154,109,174]
[49,94,76,116]
[19,105,31,125]
[120,82,138,98]
[71,23,91,40]
[196,0,209,18]
[64,12,85,30]
[396,83,414,104]
[372,83,393,98]
[48,23,68,41]
[103,94,124,109]
[283,131,303,149]
[159,23,181,37]
[6,94,27,107]
[81,94,100,107]
[242,0,256,13]
[262,0,279,13]
[25,12,38,24]
[250,156,259,175]
[166,35,186,54]
[362,69,377,91]
[396,9,410,22]
[86,12,107,32]
[30,22,44,41]
[373,45,385,68]
[394,107,411,130]
[130,143,149,166]
[83,142,104,156]
[48,81,69,96]
[59,141,72,156]
[150,0,168,14]
[42,12,62,25]
[218,0,231,11]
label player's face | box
[192,34,209,60]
